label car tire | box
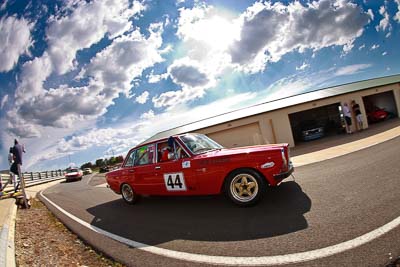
[224,169,266,207]
[121,183,140,205]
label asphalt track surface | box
[40,136,400,267]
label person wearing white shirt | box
[343,103,352,134]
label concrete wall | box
[197,83,400,148]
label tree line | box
[80,155,124,170]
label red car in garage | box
[367,107,389,123]
[106,133,293,206]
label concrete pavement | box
[1,119,400,267]
[0,179,64,267]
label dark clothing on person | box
[353,103,361,116]
[13,143,24,165]
[345,116,352,126]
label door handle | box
[155,166,161,170]
[128,169,135,173]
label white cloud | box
[152,57,216,108]
[379,5,385,15]
[147,70,169,83]
[358,44,366,50]
[162,0,370,108]
[140,109,155,119]
[85,26,164,96]
[135,91,150,104]
[382,51,387,56]
[0,0,8,10]
[0,16,32,72]
[7,2,159,139]
[229,0,370,73]
[15,53,53,105]
[5,109,41,138]
[35,120,151,165]
[11,27,163,134]
[371,44,380,50]
[367,9,374,21]
[46,0,144,75]
[296,62,309,71]
[152,87,206,109]
[334,64,372,76]
[1,95,8,109]
[375,5,391,32]
[155,5,236,107]
[395,0,400,23]
[167,57,212,88]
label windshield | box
[179,134,223,154]
[67,168,78,173]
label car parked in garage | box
[106,133,294,207]
[65,168,83,182]
[367,107,389,123]
[299,120,325,141]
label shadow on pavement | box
[86,181,311,245]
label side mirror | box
[168,152,175,160]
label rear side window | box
[124,145,155,167]
[134,145,155,166]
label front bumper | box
[273,163,294,180]
[65,175,81,180]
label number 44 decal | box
[163,172,187,191]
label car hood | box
[66,171,79,176]
[196,144,285,158]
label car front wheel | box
[121,183,140,205]
[225,169,266,207]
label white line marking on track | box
[40,190,400,266]
[86,173,96,185]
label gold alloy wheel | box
[230,173,259,202]
[122,184,134,202]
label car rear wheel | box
[225,169,265,207]
[121,183,140,205]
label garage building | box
[145,74,400,148]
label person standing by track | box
[12,139,29,208]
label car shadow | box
[86,181,311,245]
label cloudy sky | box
[0,0,399,171]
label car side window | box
[156,142,170,163]
[125,151,135,167]
[176,143,189,159]
[156,141,189,162]
[134,145,154,166]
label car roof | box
[136,132,202,148]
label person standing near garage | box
[351,100,363,131]
[343,102,352,134]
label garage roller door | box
[207,123,264,148]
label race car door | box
[121,144,160,194]
[154,141,197,195]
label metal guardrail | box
[0,170,66,192]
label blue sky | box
[0,0,399,171]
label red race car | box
[106,133,294,206]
